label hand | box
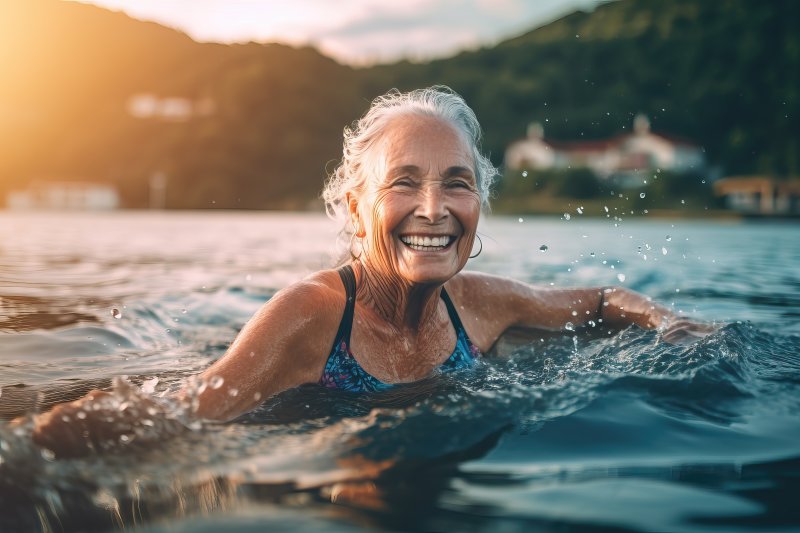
[660,319,718,345]
[27,384,183,459]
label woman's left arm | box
[453,273,714,347]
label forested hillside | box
[1,0,796,209]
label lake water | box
[1,211,799,532]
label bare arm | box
[450,272,710,350]
[25,272,343,457]
[188,276,341,420]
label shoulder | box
[446,271,536,302]
[229,268,348,370]
[443,272,536,351]
[252,268,346,334]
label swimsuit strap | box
[333,264,357,346]
[331,265,470,352]
[440,287,467,335]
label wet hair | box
[322,86,498,243]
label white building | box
[6,181,119,210]
[714,176,800,215]
[505,115,706,185]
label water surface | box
[1,211,798,532]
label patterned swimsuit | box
[319,265,481,392]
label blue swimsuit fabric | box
[319,265,480,392]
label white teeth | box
[400,235,451,249]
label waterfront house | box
[713,176,800,216]
[505,115,706,186]
[6,181,119,210]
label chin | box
[397,257,464,285]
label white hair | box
[322,86,497,244]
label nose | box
[415,183,448,222]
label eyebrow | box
[441,166,475,179]
[387,165,475,178]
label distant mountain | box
[1,0,796,209]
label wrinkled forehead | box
[365,113,475,185]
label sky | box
[72,0,605,65]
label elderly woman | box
[187,86,708,419]
[30,87,708,455]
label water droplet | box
[209,376,224,389]
[521,170,528,177]
[76,410,87,420]
[539,245,548,252]
[120,434,131,443]
[639,192,646,199]
[666,235,672,241]
[590,252,596,257]
[563,213,571,220]
[253,392,262,401]
[681,199,686,205]
[181,308,187,314]
[576,207,583,214]
[111,308,121,319]
[604,206,609,213]
[518,217,524,223]
[571,310,578,317]
[564,322,575,331]
[662,247,668,255]
[41,448,56,461]
[617,273,626,282]
[228,388,239,397]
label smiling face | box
[349,113,481,285]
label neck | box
[353,260,443,332]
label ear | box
[346,192,367,238]
[346,191,361,227]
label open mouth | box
[399,234,456,252]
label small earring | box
[469,234,482,259]
[354,219,366,238]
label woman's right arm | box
[27,272,344,456]
[189,275,343,421]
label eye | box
[447,178,474,189]
[392,177,415,188]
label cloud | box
[75,0,604,64]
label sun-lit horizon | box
[70,0,605,65]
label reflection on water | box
[1,211,799,532]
